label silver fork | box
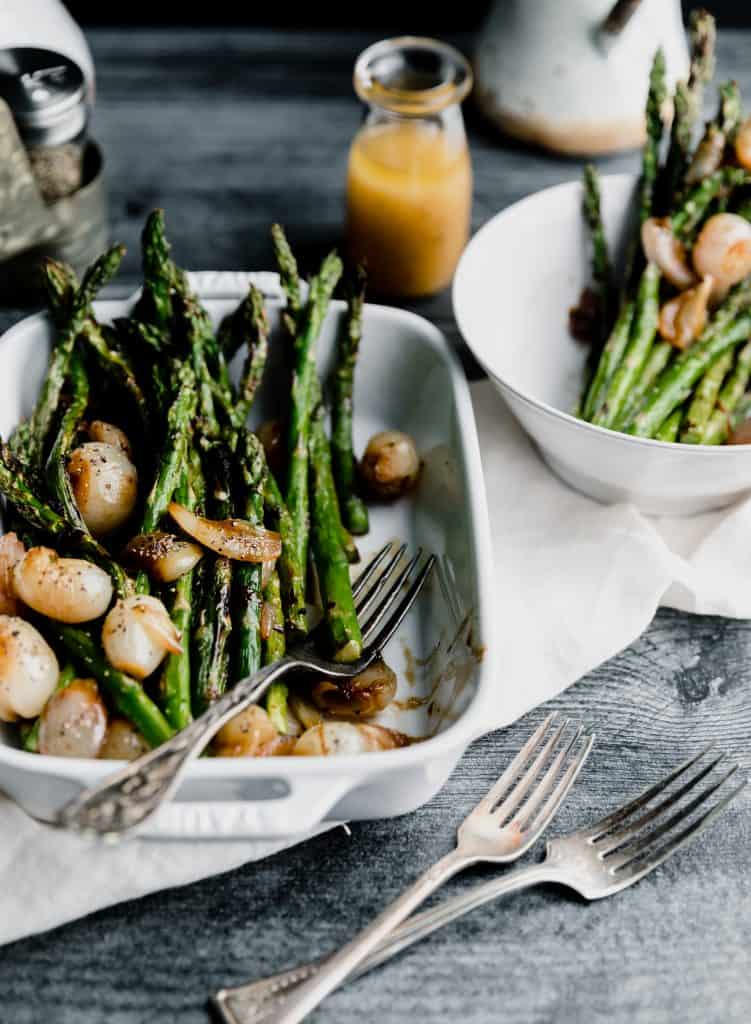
[53,541,435,838]
[213,713,595,1024]
[215,743,746,1024]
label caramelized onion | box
[0,616,59,722]
[693,213,751,301]
[38,678,108,758]
[658,276,713,349]
[0,532,25,616]
[360,430,420,499]
[88,421,133,458]
[311,659,397,720]
[213,705,295,757]
[735,115,751,171]
[260,601,276,641]
[641,218,697,290]
[99,718,151,760]
[124,532,204,582]
[14,547,113,623]
[294,722,411,756]
[168,502,281,562]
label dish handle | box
[137,775,355,840]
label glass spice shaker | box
[346,37,473,299]
[0,48,88,202]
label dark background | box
[62,1,751,29]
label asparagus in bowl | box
[574,9,751,445]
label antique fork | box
[213,713,595,1024]
[54,540,435,837]
[216,744,745,1024]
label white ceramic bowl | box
[453,173,751,516]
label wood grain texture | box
[1,27,751,1024]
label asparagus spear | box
[308,395,362,662]
[0,440,131,597]
[233,431,265,680]
[680,350,735,443]
[136,361,197,594]
[661,9,716,205]
[701,339,751,444]
[331,265,370,536]
[593,263,660,429]
[263,567,286,665]
[193,442,234,712]
[133,209,186,331]
[80,322,152,438]
[230,285,270,428]
[627,314,751,437]
[262,568,289,733]
[158,462,200,731]
[285,249,343,637]
[671,167,749,240]
[29,245,125,469]
[22,663,76,753]
[612,340,673,430]
[139,361,197,537]
[581,301,635,421]
[655,407,684,442]
[639,49,667,226]
[271,223,304,338]
[45,347,88,530]
[51,625,173,747]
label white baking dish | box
[0,272,496,839]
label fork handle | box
[212,861,561,1024]
[56,656,300,835]
[264,848,471,1024]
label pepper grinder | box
[0,47,108,302]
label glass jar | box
[346,37,473,299]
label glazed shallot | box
[123,532,204,583]
[692,213,751,301]
[640,218,697,290]
[67,441,138,537]
[13,547,113,624]
[168,502,281,562]
[102,595,181,680]
[37,678,108,758]
[0,616,59,722]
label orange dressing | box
[346,120,472,298]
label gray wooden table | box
[2,27,751,1024]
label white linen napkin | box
[3,377,751,947]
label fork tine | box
[359,548,422,638]
[606,764,740,868]
[361,553,434,651]
[514,725,591,831]
[595,752,727,853]
[491,717,570,825]
[525,730,596,835]
[352,542,399,600]
[472,713,559,815]
[612,778,747,887]
[355,544,408,618]
[584,743,717,840]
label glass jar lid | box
[0,48,87,146]
[354,37,472,116]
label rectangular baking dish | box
[0,272,496,839]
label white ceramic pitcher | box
[0,0,94,94]
[475,0,689,155]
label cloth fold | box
[2,378,749,947]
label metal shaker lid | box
[0,48,87,146]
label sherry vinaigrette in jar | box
[346,37,473,299]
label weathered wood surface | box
[1,27,751,1024]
